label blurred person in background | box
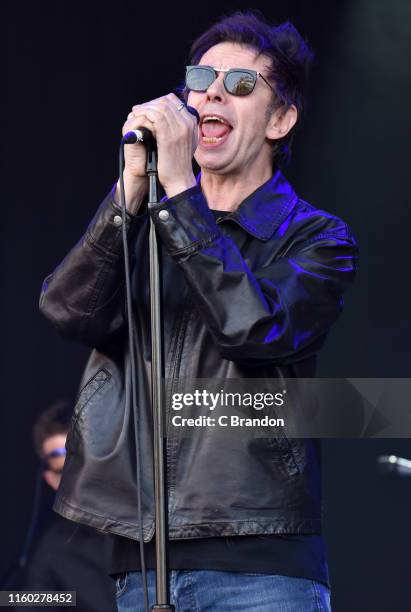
[19,401,117,612]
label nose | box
[205,71,227,103]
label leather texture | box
[39,170,359,542]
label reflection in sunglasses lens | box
[187,68,214,92]
[226,71,255,95]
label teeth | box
[202,136,224,143]
[202,116,227,124]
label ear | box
[43,470,61,491]
[266,104,298,141]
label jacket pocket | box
[72,367,112,426]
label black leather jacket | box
[39,170,358,542]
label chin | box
[195,151,232,174]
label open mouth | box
[200,115,232,145]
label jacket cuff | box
[150,185,220,256]
[85,189,147,257]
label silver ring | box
[177,103,185,112]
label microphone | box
[378,455,411,476]
[122,104,200,146]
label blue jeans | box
[114,570,331,611]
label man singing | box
[40,11,358,611]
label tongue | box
[201,122,231,138]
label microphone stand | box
[146,144,174,612]
[122,108,199,609]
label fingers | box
[127,94,197,139]
[122,94,199,170]
[163,93,198,130]
[122,108,156,137]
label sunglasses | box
[46,447,67,459]
[185,65,276,97]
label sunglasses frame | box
[185,65,276,97]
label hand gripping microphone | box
[122,104,200,148]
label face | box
[42,433,67,491]
[187,42,279,177]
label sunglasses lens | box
[47,448,67,459]
[225,70,256,96]
[186,67,215,92]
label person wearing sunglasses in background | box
[40,11,358,611]
[17,402,117,612]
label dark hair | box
[33,400,72,459]
[186,10,314,164]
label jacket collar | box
[200,169,298,241]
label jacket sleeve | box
[39,190,148,348]
[151,185,359,364]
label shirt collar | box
[199,169,298,241]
